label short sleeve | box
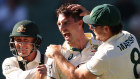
[86,55,107,76]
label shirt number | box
[131,48,140,78]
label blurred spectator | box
[114,0,136,22]
[128,10,140,45]
[0,0,28,32]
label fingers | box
[36,65,47,75]
[67,4,81,10]
[45,44,62,58]
[67,4,90,16]
[46,44,61,50]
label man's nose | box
[60,24,66,30]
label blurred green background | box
[0,0,140,78]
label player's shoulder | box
[3,57,17,62]
[91,37,102,45]
[116,31,137,44]
[2,56,17,65]
[84,32,102,45]
[122,30,136,38]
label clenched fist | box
[45,44,62,58]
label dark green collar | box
[71,47,82,52]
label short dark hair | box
[109,23,123,35]
[56,3,83,22]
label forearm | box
[46,45,84,79]
[53,54,78,79]
[52,53,96,79]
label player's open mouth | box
[63,33,71,40]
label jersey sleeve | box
[47,58,61,79]
[86,52,108,76]
[2,57,36,79]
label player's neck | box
[71,35,89,50]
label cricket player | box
[2,20,47,79]
[46,4,101,79]
[46,4,140,79]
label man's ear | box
[103,26,110,33]
[78,20,83,26]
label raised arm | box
[46,45,96,79]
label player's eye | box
[24,39,29,42]
[15,39,21,42]
[63,22,67,25]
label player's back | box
[87,31,140,79]
[110,31,140,79]
[100,31,140,79]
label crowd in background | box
[0,0,140,78]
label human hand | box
[45,44,62,58]
[67,4,90,16]
[36,64,47,79]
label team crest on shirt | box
[91,45,98,52]
[68,54,73,60]
[17,25,26,32]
